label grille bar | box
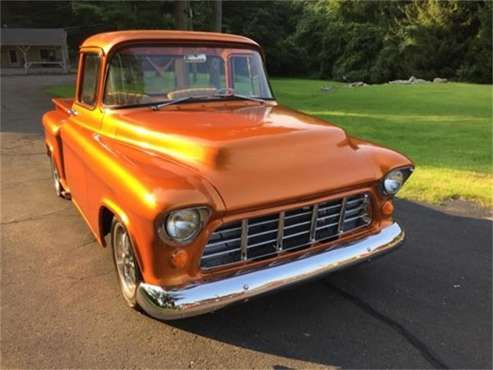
[248,237,277,249]
[276,211,285,251]
[206,236,241,248]
[337,197,347,234]
[309,204,319,242]
[240,220,248,260]
[201,192,372,269]
[285,211,312,220]
[316,221,339,231]
[317,213,341,222]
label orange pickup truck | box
[43,30,413,320]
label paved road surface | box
[1,75,491,369]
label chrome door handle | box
[68,108,79,116]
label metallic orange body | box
[42,31,413,289]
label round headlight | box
[383,169,404,195]
[157,207,209,244]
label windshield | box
[104,46,273,107]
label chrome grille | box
[201,193,371,269]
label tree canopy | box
[2,0,491,83]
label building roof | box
[1,28,67,46]
[80,30,260,54]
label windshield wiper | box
[152,96,196,111]
[151,91,266,111]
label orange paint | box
[42,30,413,288]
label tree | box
[212,0,222,32]
[174,1,191,30]
[1,0,490,83]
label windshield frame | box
[101,42,276,110]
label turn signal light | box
[382,200,394,216]
[171,249,189,268]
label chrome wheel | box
[112,220,139,306]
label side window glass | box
[79,53,100,106]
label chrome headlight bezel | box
[156,206,211,245]
[380,167,414,196]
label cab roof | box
[80,30,260,54]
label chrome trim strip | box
[214,226,242,234]
[248,237,277,249]
[344,204,366,216]
[246,251,277,261]
[344,213,369,223]
[284,229,310,239]
[249,218,278,227]
[284,211,312,220]
[346,198,364,207]
[240,220,248,260]
[201,247,241,260]
[316,221,339,231]
[247,228,278,239]
[284,220,311,230]
[317,213,340,222]
[207,236,241,248]
[317,204,342,213]
[137,223,405,320]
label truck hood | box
[109,103,411,211]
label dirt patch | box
[423,198,492,220]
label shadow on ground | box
[1,76,491,369]
[169,200,492,369]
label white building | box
[1,28,69,74]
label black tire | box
[110,218,142,308]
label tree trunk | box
[174,1,190,30]
[212,0,222,32]
[17,46,30,74]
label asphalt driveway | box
[1,75,491,369]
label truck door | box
[62,50,103,214]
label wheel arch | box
[98,199,130,246]
[99,199,146,281]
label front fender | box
[76,132,225,286]
[350,137,414,175]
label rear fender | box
[42,110,68,181]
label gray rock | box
[348,81,367,87]
[389,79,411,84]
[389,76,430,84]
[433,77,448,83]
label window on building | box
[8,50,18,64]
[40,48,56,61]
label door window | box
[78,53,100,106]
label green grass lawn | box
[271,79,492,208]
[45,79,493,208]
[46,84,74,98]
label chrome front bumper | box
[137,222,404,320]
